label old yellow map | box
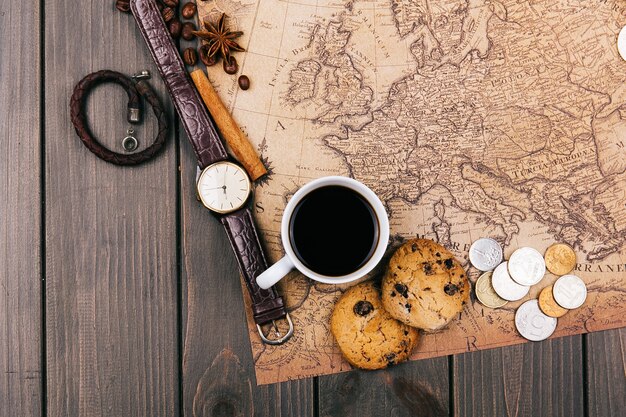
[198,0,626,384]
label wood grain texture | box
[586,329,626,417]
[319,357,449,417]
[179,127,314,417]
[44,2,178,416]
[453,336,584,417]
[0,1,42,416]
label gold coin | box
[544,243,577,275]
[475,271,508,308]
[538,285,569,318]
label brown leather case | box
[130,0,287,326]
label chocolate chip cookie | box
[330,281,419,370]
[381,239,470,331]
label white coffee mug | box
[256,176,389,289]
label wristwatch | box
[130,0,293,344]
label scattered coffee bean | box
[238,75,250,90]
[223,56,238,74]
[168,18,182,39]
[181,2,197,19]
[183,47,197,66]
[162,0,179,7]
[181,22,196,41]
[198,45,218,66]
[161,6,175,22]
[353,300,374,316]
[115,0,130,13]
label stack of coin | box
[537,243,586,320]
[469,239,588,342]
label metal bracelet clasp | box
[131,70,151,81]
[256,313,294,345]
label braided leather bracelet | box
[70,69,168,165]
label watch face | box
[197,161,251,213]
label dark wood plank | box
[586,329,626,416]
[454,336,584,417]
[0,1,42,415]
[319,357,449,417]
[44,2,179,416]
[179,126,315,417]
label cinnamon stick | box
[190,69,267,180]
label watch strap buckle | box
[256,313,294,345]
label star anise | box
[193,13,245,61]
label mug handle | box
[257,256,295,289]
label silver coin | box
[515,299,557,341]
[491,261,530,301]
[469,238,503,271]
[619,25,626,61]
[553,274,587,309]
[508,247,546,286]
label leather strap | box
[130,0,289,328]
[130,0,227,169]
[221,208,287,324]
[69,70,168,165]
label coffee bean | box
[168,18,182,39]
[115,0,130,13]
[353,300,374,316]
[181,2,197,19]
[223,56,238,74]
[162,0,178,7]
[161,7,175,22]
[238,75,250,90]
[181,22,196,41]
[183,47,197,66]
[198,45,218,66]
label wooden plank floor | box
[1,1,624,416]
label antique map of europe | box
[198,0,626,384]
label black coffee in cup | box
[288,185,379,276]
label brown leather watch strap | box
[221,208,288,324]
[130,0,291,336]
[130,0,227,169]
